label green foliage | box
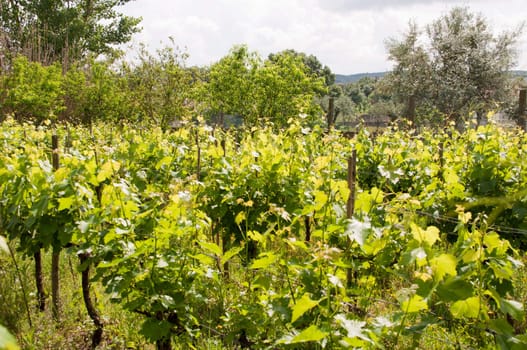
[1,120,526,349]
[200,45,257,123]
[385,7,522,127]
[200,45,326,128]
[123,43,195,129]
[268,49,335,87]
[62,59,131,124]
[0,0,141,66]
[252,51,326,126]
[1,56,64,122]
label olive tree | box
[385,7,523,128]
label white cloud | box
[317,0,479,12]
[119,0,527,73]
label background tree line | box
[0,3,525,130]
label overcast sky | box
[120,0,527,74]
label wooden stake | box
[346,149,357,288]
[347,150,357,219]
[51,134,61,321]
[196,130,201,181]
[519,89,526,131]
[221,139,226,157]
[406,95,416,127]
[327,97,335,132]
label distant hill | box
[513,70,527,78]
[335,70,527,84]
[335,72,387,84]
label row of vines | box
[1,118,526,349]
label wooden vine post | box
[51,134,61,321]
[221,138,226,157]
[438,141,444,180]
[327,97,335,132]
[196,129,201,181]
[519,89,526,131]
[346,149,357,287]
[406,95,416,127]
[347,149,357,218]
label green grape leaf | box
[250,252,278,269]
[221,246,242,265]
[401,295,428,313]
[278,325,328,344]
[155,156,172,170]
[57,196,75,211]
[313,190,328,211]
[451,297,480,318]
[430,254,457,281]
[335,314,370,341]
[140,318,172,342]
[97,160,120,183]
[500,299,525,321]
[190,253,216,267]
[199,241,223,257]
[488,318,514,337]
[291,293,320,323]
[235,211,246,225]
[436,277,474,302]
[411,223,440,246]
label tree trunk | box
[79,253,103,348]
[51,249,60,321]
[304,216,311,242]
[156,337,172,350]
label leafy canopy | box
[0,0,141,67]
[385,7,523,126]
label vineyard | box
[1,118,527,349]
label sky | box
[119,0,527,74]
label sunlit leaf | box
[97,160,120,183]
[411,223,440,246]
[345,218,370,247]
[235,211,246,225]
[291,293,320,323]
[250,252,278,269]
[221,246,242,265]
[335,314,370,341]
[313,190,328,211]
[451,297,480,318]
[278,325,328,344]
[484,232,508,253]
[430,254,457,280]
[199,241,222,257]
[57,196,75,211]
[155,156,172,170]
[401,295,428,313]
